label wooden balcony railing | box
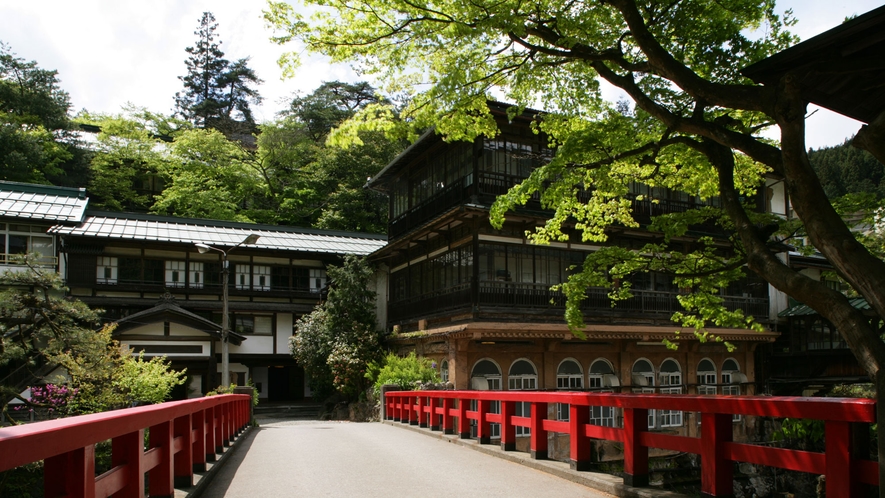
[0,394,251,498]
[384,390,877,497]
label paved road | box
[201,419,614,497]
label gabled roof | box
[113,300,246,345]
[49,211,387,256]
[0,181,88,223]
[741,5,885,124]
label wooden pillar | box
[530,402,548,460]
[458,398,470,439]
[205,407,217,462]
[148,421,174,497]
[417,395,427,428]
[623,407,649,487]
[191,410,206,472]
[825,420,860,498]
[112,430,144,498]
[214,405,224,453]
[442,398,454,434]
[44,445,95,498]
[477,399,491,444]
[173,415,193,488]
[500,400,516,451]
[569,404,590,471]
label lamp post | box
[196,233,260,389]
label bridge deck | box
[200,419,615,497]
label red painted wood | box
[442,398,454,433]
[191,410,206,470]
[44,445,94,498]
[584,424,624,443]
[700,413,732,496]
[417,395,426,427]
[148,421,174,497]
[477,400,491,443]
[205,407,217,462]
[214,405,224,452]
[457,399,469,437]
[541,419,568,434]
[173,414,193,487]
[110,430,144,498]
[511,415,530,428]
[94,465,127,498]
[500,401,515,450]
[529,401,548,459]
[855,459,880,486]
[639,432,700,454]
[623,407,649,485]
[724,442,825,474]
[825,421,857,497]
[569,404,590,469]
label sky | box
[1,0,882,148]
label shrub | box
[370,352,440,397]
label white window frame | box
[252,265,271,291]
[658,360,683,428]
[165,260,186,288]
[556,359,583,421]
[96,256,118,284]
[440,360,449,383]
[189,261,204,289]
[310,268,327,293]
[508,360,537,436]
[722,370,741,421]
[632,359,656,427]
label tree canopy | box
[174,12,262,135]
[266,1,885,475]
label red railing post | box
[44,445,95,498]
[429,396,441,431]
[396,393,404,422]
[407,395,418,425]
[205,407,217,462]
[623,407,649,487]
[148,421,174,497]
[191,409,206,472]
[500,400,516,451]
[700,412,733,496]
[530,401,548,460]
[112,429,144,498]
[173,414,193,488]
[417,395,427,428]
[226,402,234,443]
[826,420,860,497]
[214,405,224,453]
[569,403,590,470]
[477,399,491,444]
[442,397,454,434]
[458,398,470,439]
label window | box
[165,261,185,288]
[588,359,619,427]
[310,269,327,293]
[96,257,118,284]
[271,266,290,290]
[233,315,273,335]
[236,264,251,290]
[440,360,449,383]
[722,359,742,421]
[118,258,142,284]
[470,359,502,438]
[144,260,163,284]
[632,359,656,427]
[697,359,717,396]
[189,262,204,289]
[253,265,271,291]
[1,224,55,265]
[508,360,536,436]
[556,359,583,421]
[658,359,683,428]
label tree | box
[175,13,262,134]
[0,42,89,186]
[285,81,383,143]
[290,255,383,402]
[266,0,885,482]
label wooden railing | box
[0,394,251,498]
[384,390,877,497]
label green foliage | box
[290,255,383,401]
[369,352,440,397]
[174,12,262,135]
[809,141,885,200]
[0,42,88,186]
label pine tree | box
[174,12,261,134]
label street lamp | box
[196,233,260,389]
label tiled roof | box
[0,181,88,223]
[778,297,871,317]
[49,211,387,256]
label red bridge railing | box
[384,390,877,497]
[0,394,251,498]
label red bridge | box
[0,391,877,497]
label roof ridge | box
[0,181,87,199]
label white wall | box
[276,313,294,354]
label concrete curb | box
[175,425,255,498]
[381,420,688,498]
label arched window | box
[557,359,583,389]
[440,360,449,384]
[722,359,742,421]
[658,359,683,428]
[588,359,619,427]
[471,359,501,390]
[508,359,537,390]
[507,359,536,436]
[697,359,717,395]
[470,359,501,438]
[632,359,656,427]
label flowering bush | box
[12,383,78,418]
